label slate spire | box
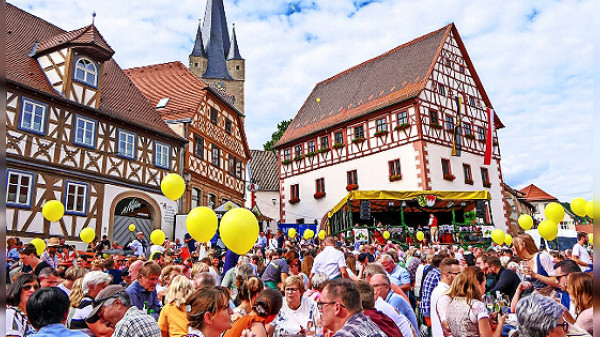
[201,0,232,79]
[227,24,243,60]
[190,19,207,57]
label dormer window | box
[73,57,98,87]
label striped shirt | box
[113,307,161,337]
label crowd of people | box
[5,228,594,337]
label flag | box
[451,96,462,156]
[484,108,495,165]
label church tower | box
[189,0,245,114]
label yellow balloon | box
[545,202,565,224]
[151,229,166,245]
[588,233,593,245]
[303,229,314,240]
[288,228,297,238]
[30,238,46,256]
[318,230,326,240]
[518,214,533,230]
[585,201,593,219]
[416,231,425,241]
[220,208,259,255]
[504,234,513,246]
[80,227,95,244]
[128,224,136,232]
[160,173,186,201]
[187,207,218,242]
[383,231,390,240]
[491,229,505,245]
[570,198,587,217]
[538,220,558,241]
[42,200,65,222]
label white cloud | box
[10,0,593,201]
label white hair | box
[82,271,112,294]
[517,294,565,337]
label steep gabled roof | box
[248,150,279,191]
[275,23,502,148]
[227,25,243,60]
[519,184,558,202]
[34,24,114,61]
[6,3,182,141]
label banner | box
[353,228,369,242]
[484,108,495,165]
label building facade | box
[275,24,509,230]
[188,0,245,114]
[6,4,186,244]
[126,62,250,213]
[502,183,535,235]
[520,184,576,230]
[245,150,280,232]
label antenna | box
[92,11,96,25]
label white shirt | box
[414,264,427,297]
[129,239,145,257]
[430,282,450,337]
[375,297,414,337]
[57,283,71,296]
[572,243,591,264]
[270,296,318,336]
[311,246,346,279]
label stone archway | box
[108,191,162,243]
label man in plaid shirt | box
[86,285,161,337]
[419,253,448,325]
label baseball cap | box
[86,285,127,323]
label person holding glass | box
[513,234,558,295]
[268,275,319,336]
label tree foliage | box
[263,119,292,151]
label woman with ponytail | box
[223,289,282,337]
[232,277,264,321]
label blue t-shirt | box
[386,291,419,333]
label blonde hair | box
[69,278,84,308]
[284,275,305,293]
[513,233,539,258]
[567,273,592,315]
[191,262,210,279]
[164,275,194,308]
[448,266,485,306]
[160,265,182,286]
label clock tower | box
[189,0,245,114]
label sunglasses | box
[23,284,40,291]
[317,300,346,310]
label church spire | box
[201,0,232,79]
[190,19,207,57]
[227,24,243,60]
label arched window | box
[192,188,202,208]
[74,57,98,87]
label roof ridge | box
[319,23,452,87]
[7,3,66,34]
[125,61,187,72]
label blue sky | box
[11,0,593,201]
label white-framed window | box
[73,57,98,87]
[64,181,88,215]
[154,142,171,169]
[6,170,34,208]
[73,115,97,148]
[376,118,387,132]
[354,125,364,139]
[19,97,47,135]
[211,145,221,168]
[397,111,408,125]
[117,130,136,159]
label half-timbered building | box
[125,62,250,212]
[274,23,509,229]
[6,4,186,244]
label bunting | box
[451,95,462,156]
[484,108,495,165]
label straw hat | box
[47,237,61,247]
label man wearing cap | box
[129,232,148,257]
[40,237,60,270]
[86,285,161,337]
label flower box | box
[465,134,475,140]
[483,181,492,188]
[314,191,326,199]
[374,130,389,137]
[293,155,304,162]
[351,137,365,143]
[317,147,331,153]
[465,178,474,185]
[346,184,359,191]
[305,151,317,157]
[443,173,456,181]
[282,159,293,165]
[289,197,300,204]
[332,143,345,149]
[394,123,410,131]
[389,174,402,182]
[431,123,443,129]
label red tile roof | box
[519,184,557,202]
[6,3,182,140]
[275,23,502,148]
[124,62,209,120]
[35,24,115,61]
